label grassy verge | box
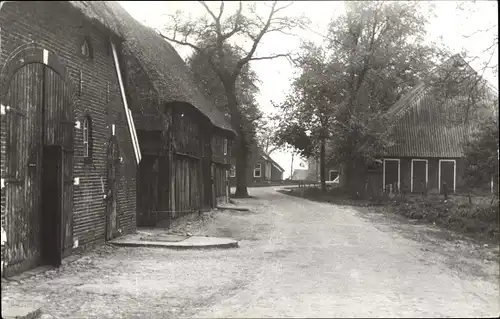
[281,187,499,243]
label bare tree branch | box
[221,1,243,41]
[233,1,279,77]
[249,53,291,62]
[199,1,220,26]
[463,25,496,38]
[157,29,202,53]
[217,1,225,21]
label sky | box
[119,0,498,178]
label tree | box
[275,42,344,192]
[158,1,308,197]
[309,1,445,194]
[187,36,264,161]
[464,113,499,203]
[256,113,281,156]
[426,1,498,126]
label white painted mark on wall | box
[0,104,6,115]
[73,239,79,248]
[73,177,80,185]
[75,120,81,129]
[43,49,49,65]
[1,226,6,246]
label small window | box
[223,139,228,155]
[329,170,339,181]
[254,162,262,178]
[229,165,236,177]
[83,115,93,161]
[79,36,93,60]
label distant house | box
[290,169,309,181]
[353,54,498,197]
[106,3,235,227]
[229,149,284,186]
[306,153,339,182]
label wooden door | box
[412,160,427,193]
[3,63,44,274]
[2,63,72,275]
[106,136,119,240]
[43,66,74,255]
[211,163,216,208]
[202,137,212,210]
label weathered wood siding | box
[211,130,231,203]
[213,164,227,199]
[3,63,45,274]
[170,104,205,216]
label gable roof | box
[260,152,285,172]
[103,1,234,135]
[382,54,498,158]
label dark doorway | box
[41,145,64,267]
[384,159,400,192]
[440,160,455,194]
[412,160,427,193]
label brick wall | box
[0,1,137,256]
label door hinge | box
[2,105,26,117]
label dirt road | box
[2,186,498,318]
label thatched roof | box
[102,1,234,135]
[382,54,498,158]
[67,1,123,36]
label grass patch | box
[282,186,499,243]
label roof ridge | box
[103,1,234,134]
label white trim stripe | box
[43,49,49,65]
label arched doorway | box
[1,49,75,275]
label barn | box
[357,54,498,197]
[105,2,235,228]
[0,1,141,276]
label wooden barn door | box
[3,63,73,274]
[44,66,74,258]
[106,136,120,240]
[4,63,44,274]
[202,137,212,211]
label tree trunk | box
[320,137,326,193]
[234,143,249,198]
[224,82,250,198]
